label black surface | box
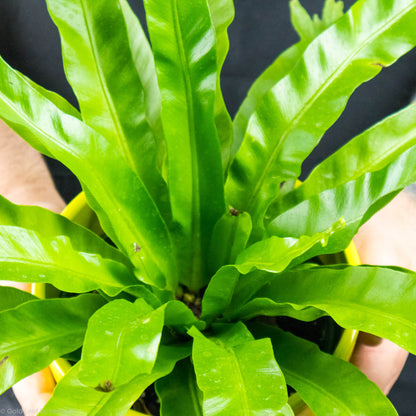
[389,354,416,415]
[0,0,415,413]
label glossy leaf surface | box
[226,0,416,234]
[24,72,81,121]
[123,285,164,309]
[235,265,416,354]
[207,0,234,172]
[0,195,131,267]
[0,54,177,290]
[267,145,416,259]
[208,210,252,274]
[0,294,105,394]
[156,358,203,416]
[202,218,343,320]
[251,324,398,416]
[164,300,205,333]
[226,265,320,319]
[119,0,166,170]
[190,325,288,415]
[0,225,137,296]
[79,299,163,388]
[235,218,344,274]
[201,265,241,321]
[0,286,36,312]
[40,344,191,415]
[143,0,226,290]
[232,0,344,156]
[272,101,416,217]
[46,0,169,215]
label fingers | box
[351,190,416,394]
[12,368,55,415]
[0,120,65,213]
[350,333,409,394]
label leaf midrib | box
[315,300,416,333]
[107,312,152,385]
[0,327,84,356]
[171,0,202,284]
[0,81,169,283]
[187,363,204,416]
[79,0,137,173]
[284,368,354,415]
[0,256,126,290]
[245,2,415,213]
[260,296,416,335]
[229,350,250,414]
[309,132,416,195]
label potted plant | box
[0,0,416,414]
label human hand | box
[11,369,55,416]
[0,120,65,212]
[351,189,416,394]
[0,119,64,414]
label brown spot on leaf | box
[95,380,115,393]
[372,62,386,68]
[0,356,8,366]
[229,208,240,217]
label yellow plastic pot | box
[33,192,359,416]
[288,243,360,415]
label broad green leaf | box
[119,0,166,170]
[235,218,344,274]
[250,324,397,416]
[201,265,240,321]
[236,265,416,354]
[40,344,191,415]
[0,195,131,268]
[271,101,416,218]
[156,359,203,416]
[232,0,344,158]
[24,74,81,121]
[226,0,416,235]
[209,321,254,346]
[123,285,164,309]
[143,0,226,291]
[0,225,138,296]
[0,294,105,394]
[280,404,295,416]
[202,219,343,320]
[0,55,177,290]
[79,299,163,388]
[0,65,79,160]
[226,265,320,319]
[228,297,324,323]
[266,145,416,259]
[0,286,37,312]
[164,300,205,333]
[232,43,304,158]
[207,0,235,172]
[208,210,252,274]
[46,0,169,216]
[189,325,288,416]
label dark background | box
[0,0,415,413]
